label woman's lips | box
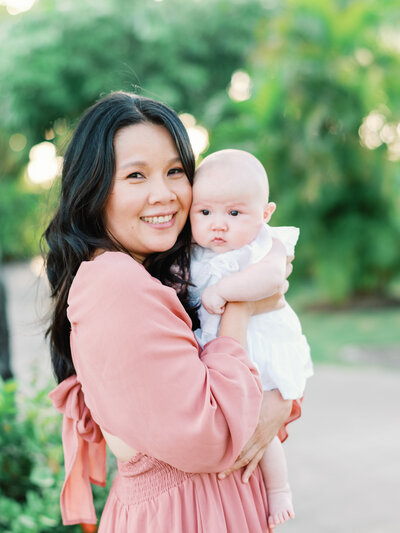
[140,213,176,228]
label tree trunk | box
[0,265,12,381]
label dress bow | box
[49,374,106,525]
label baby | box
[189,149,313,530]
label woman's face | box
[104,122,192,263]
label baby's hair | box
[196,149,269,199]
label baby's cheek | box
[190,216,206,245]
[233,224,260,248]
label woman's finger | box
[218,444,260,479]
[218,454,250,479]
[241,449,265,483]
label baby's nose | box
[211,218,228,231]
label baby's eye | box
[201,209,210,216]
[229,210,240,216]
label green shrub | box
[0,378,113,532]
[0,181,47,261]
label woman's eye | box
[229,210,240,216]
[168,167,185,176]
[127,172,144,180]
[201,209,210,216]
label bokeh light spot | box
[54,118,69,136]
[179,113,209,159]
[5,0,35,15]
[179,113,196,129]
[45,128,55,140]
[9,133,27,152]
[355,48,373,66]
[228,70,252,102]
[27,141,62,187]
[187,125,209,159]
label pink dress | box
[50,252,300,532]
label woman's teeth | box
[141,214,174,224]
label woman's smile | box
[140,212,176,226]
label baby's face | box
[190,160,273,253]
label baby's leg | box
[260,436,295,530]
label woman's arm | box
[68,253,263,474]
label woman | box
[46,91,300,532]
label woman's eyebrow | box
[118,156,181,171]
[119,160,146,170]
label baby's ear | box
[263,202,276,223]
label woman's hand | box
[218,390,292,483]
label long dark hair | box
[43,92,196,384]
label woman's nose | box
[148,177,176,204]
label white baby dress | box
[189,224,313,400]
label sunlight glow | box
[53,118,69,136]
[45,128,55,140]
[359,111,400,161]
[179,113,196,129]
[355,48,373,66]
[30,256,45,278]
[4,0,35,15]
[187,126,209,159]
[228,70,252,102]
[9,133,27,152]
[27,142,62,186]
[380,26,400,53]
[179,113,209,159]
[359,111,384,150]
[387,141,400,162]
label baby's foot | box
[267,485,295,530]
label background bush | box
[0,180,46,261]
[0,378,112,532]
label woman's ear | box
[263,202,276,223]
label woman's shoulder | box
[67,252,167,318]
[75,251,154,288]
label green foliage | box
[297,305,400,365]
[0,180,47,260]
[0,0,263,144]
[204,0,400,302]
[0,378,113,532]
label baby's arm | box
[202,239,287,314]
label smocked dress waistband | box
[114,453,194,505]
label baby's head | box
[190,149,276,253]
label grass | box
[298,308,400,364]
[287,285,400,365]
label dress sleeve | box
[68,253,263,474]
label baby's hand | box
[201,285,227,314]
